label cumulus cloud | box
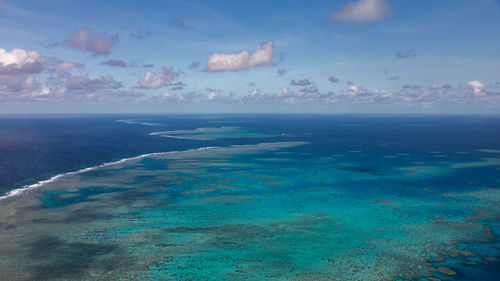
[396,49,417,59]
[249,89,260,97]
[330,0,391,24]
[143,80,500,108]
[147,80,491,107]
[0,60,56,101]
[0,48,47,75]
[2,75,39,93]
[0,48,89,101]
[242,87,338,105]
[153,91,229,103]
[290,79,312,86]
[205,41,275,72]
[328,76,339,83]
[67,28,118,56]
[0,49,140,102]
[138,66,181,89]
[65,74,122,90]
[0,49,70,95]
[153,86,337,104]
[345,84,392,103]
[2,47,498,109]
[467,80,485,97]
[100,59,128,68]
[0,75,48,102]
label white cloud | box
[0,48,47,74]
[344,83,392,103]
[205,41,275,72]
[248,41,274,67]
[330,0,391,24]
[0,48,132,102]
[0,75,44,101]
[159,93,188,102]
[249,89,260,98]
[138,66,180,89]
[241,87,337,105]
[153,92,220,103]
[0,48,87,101]
[147,80,500,107]
[467,80,485,97]
[207,92,217,100]
[347,85,359,94]
[0,48,83,77]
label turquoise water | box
[150,126,275,140]
[0,115,499,280]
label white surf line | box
[149,126,241,135]
[0,142,307,202]
[0,147,215,202]
[116,119,162,126]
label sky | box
[0,0,500,113]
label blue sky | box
[0,0,499,113]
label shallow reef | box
[0,141,499,280]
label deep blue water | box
[1,114,499,196]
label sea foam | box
[0,147,215,201]
[0,142,306,201]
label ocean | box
[0,114,499,280]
